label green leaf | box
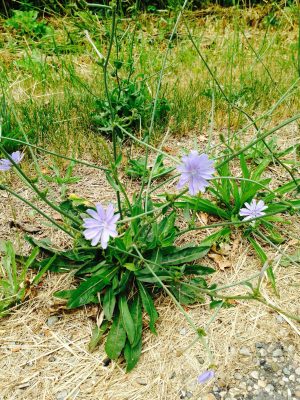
[88,321,109,352]
[124,338,142,372]
[239,154,250,179]
[137,281,158,334]
[103,286,116,321]
[105,312,127,360]
[115,269,131,294]
[249,237,267,263]
[199,227,231,247]
[160,245,210,266]
[249,237,277,295]
[66,267,118,308]
[32,254,56,285]
[171,278,206,305]
[119,295,136,345]
[124,263,139,271]
[184,265,215,275]
[53,289,73,300]
[130,295,143,347]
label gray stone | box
[290,374,296,381]
[196,356,205,365]
[259,348,267,357]
[56,391,68,400]
[205,395,217,400]
[265,384,274,392]
[295,367,300,376]
[186,391,193,398]
[47,316,59,327]
[250,371,259,380]
[234,373,242,380]
[288,345,295,353]
[283,367,290,375]
[136,378,147,386]
[272,348,283,357]
[180,328,187,336]
[239,347,251,356]
[258,379,266,388]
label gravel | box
[179,341,300,400]
[210,342,300,400]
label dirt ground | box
[0,126,299,399]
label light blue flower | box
[0,151,24,172]
[83,203,120,248]
[197,370,215,384]
[239,199,267,221]
[177,150,215,195]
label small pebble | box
[234,373,242,380]
[46,316,59,327]
[250,371,259,380]
[265,384,274,392]
[255,343,264,349]
[206,395,217,400]
[276,315,284,323]
[288,345,295,353]
[259,349,267,357]
[56,391,68,400]
[283,367,290,375]
[179,328,187,336]
[273,349,283,357]
[196,356,205,365]
[239,347,251,356]
[186,391,193,399]
[136,378,147,386]
[290,374,296,382]
[294,390,300,398]
[295,367,300,376]
[258,379,266,388]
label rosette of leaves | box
[27,199,227,371]
[5,10,50,38]
[91,76,170,140]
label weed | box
[5,10,51,38]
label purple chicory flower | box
[177,150,215,195]
[197,370,215,384]
[239,199,268,221]
[82,203,120,249]
[0,151,24,172]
